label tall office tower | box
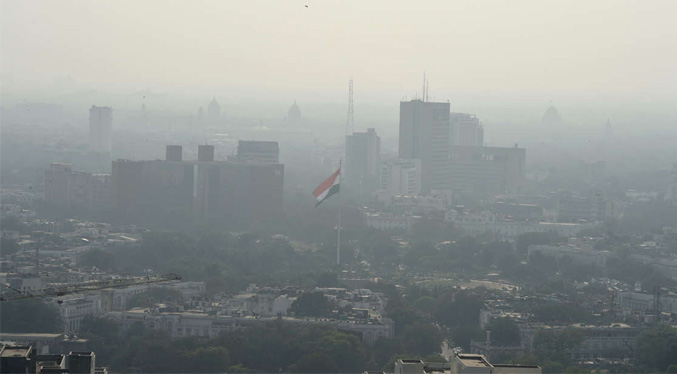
[89,105,112,152]
[398,100,450,193]
[345,128,381,194]
[237,141,279,164]
[379,159,422,197]
[207,96,221,124]
[448,146,526,195]
[450,113,484,147]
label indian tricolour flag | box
[312,168,341,207]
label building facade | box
[450,113,484,147]
[399,100,451,193]
[345,128,381,195]
[88,106,112,153]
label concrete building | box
[556,192,614,223]
[112,145,283,224]
[448,146,526,195]
[450,113,484,147]
[345,128,381,195]
[521,324,641,360]
[617,290,677,313]
[57,295,102,334]
[363,211,421,231]
[207,97,221,124]
[88,106,112,153]
[44,164,112,211]
[446,210,592,239]
[389,355,540,374]
[377,159,422,202]
[236,141,280,164]
[399,100,451,193]
[527,244,611,269]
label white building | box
[527,244,612,268]
[377,159,422,201]
[446,210,594,239]
[55,294,102,334]
[363,211,421,231]
[450,113,484,147]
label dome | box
[541,105,562,126]
[287,100,302,123]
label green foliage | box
[413,296,437,314]
[435,291,485,328]
[637,324,677,372]
[485,317,521,346]
[533,328,584,365]
[315,272,339,288]
[0,299,62,333]
[0,238,21,256]
[78,248,116,271]
[291,292,333,317]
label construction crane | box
[0,273,181,302]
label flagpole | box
[337,160,342,266]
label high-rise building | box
[345,128,381,194]
[207,97,221,124]
[379,159,422,198]
[450,113,484,147]
[88,106,112,153]
[112,145,284,225]
[236,141,280,164]
[398,100,450,193]
[44,163,111,210]
[448,145,526,194]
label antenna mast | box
[346,79,354,135]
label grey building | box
[88,106,112,153]
[398,100,450,193]
[345,128,381,195]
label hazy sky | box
[2,0,676,100]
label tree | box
[485,318,521,346]
[637,324,677,372]
[290,352,340,373]
[0,299,62,333]
[0,238,21,256]
[79,248,116,271]
[291,292,332,317]
[435,292,485,328]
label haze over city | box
[1,1,676,373]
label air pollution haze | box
[1,1,677,373]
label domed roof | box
[541,105,562,126]
[288,100,302,122]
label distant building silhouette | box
[541,105,563,126]
[207,96,221,123]
[450,113,484,147]
[112,145,284,225]
[345,128,381,195]
[399,100,450,193]
[287,100,302,123]
[236,141,280,164]
[88,105,112,152]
